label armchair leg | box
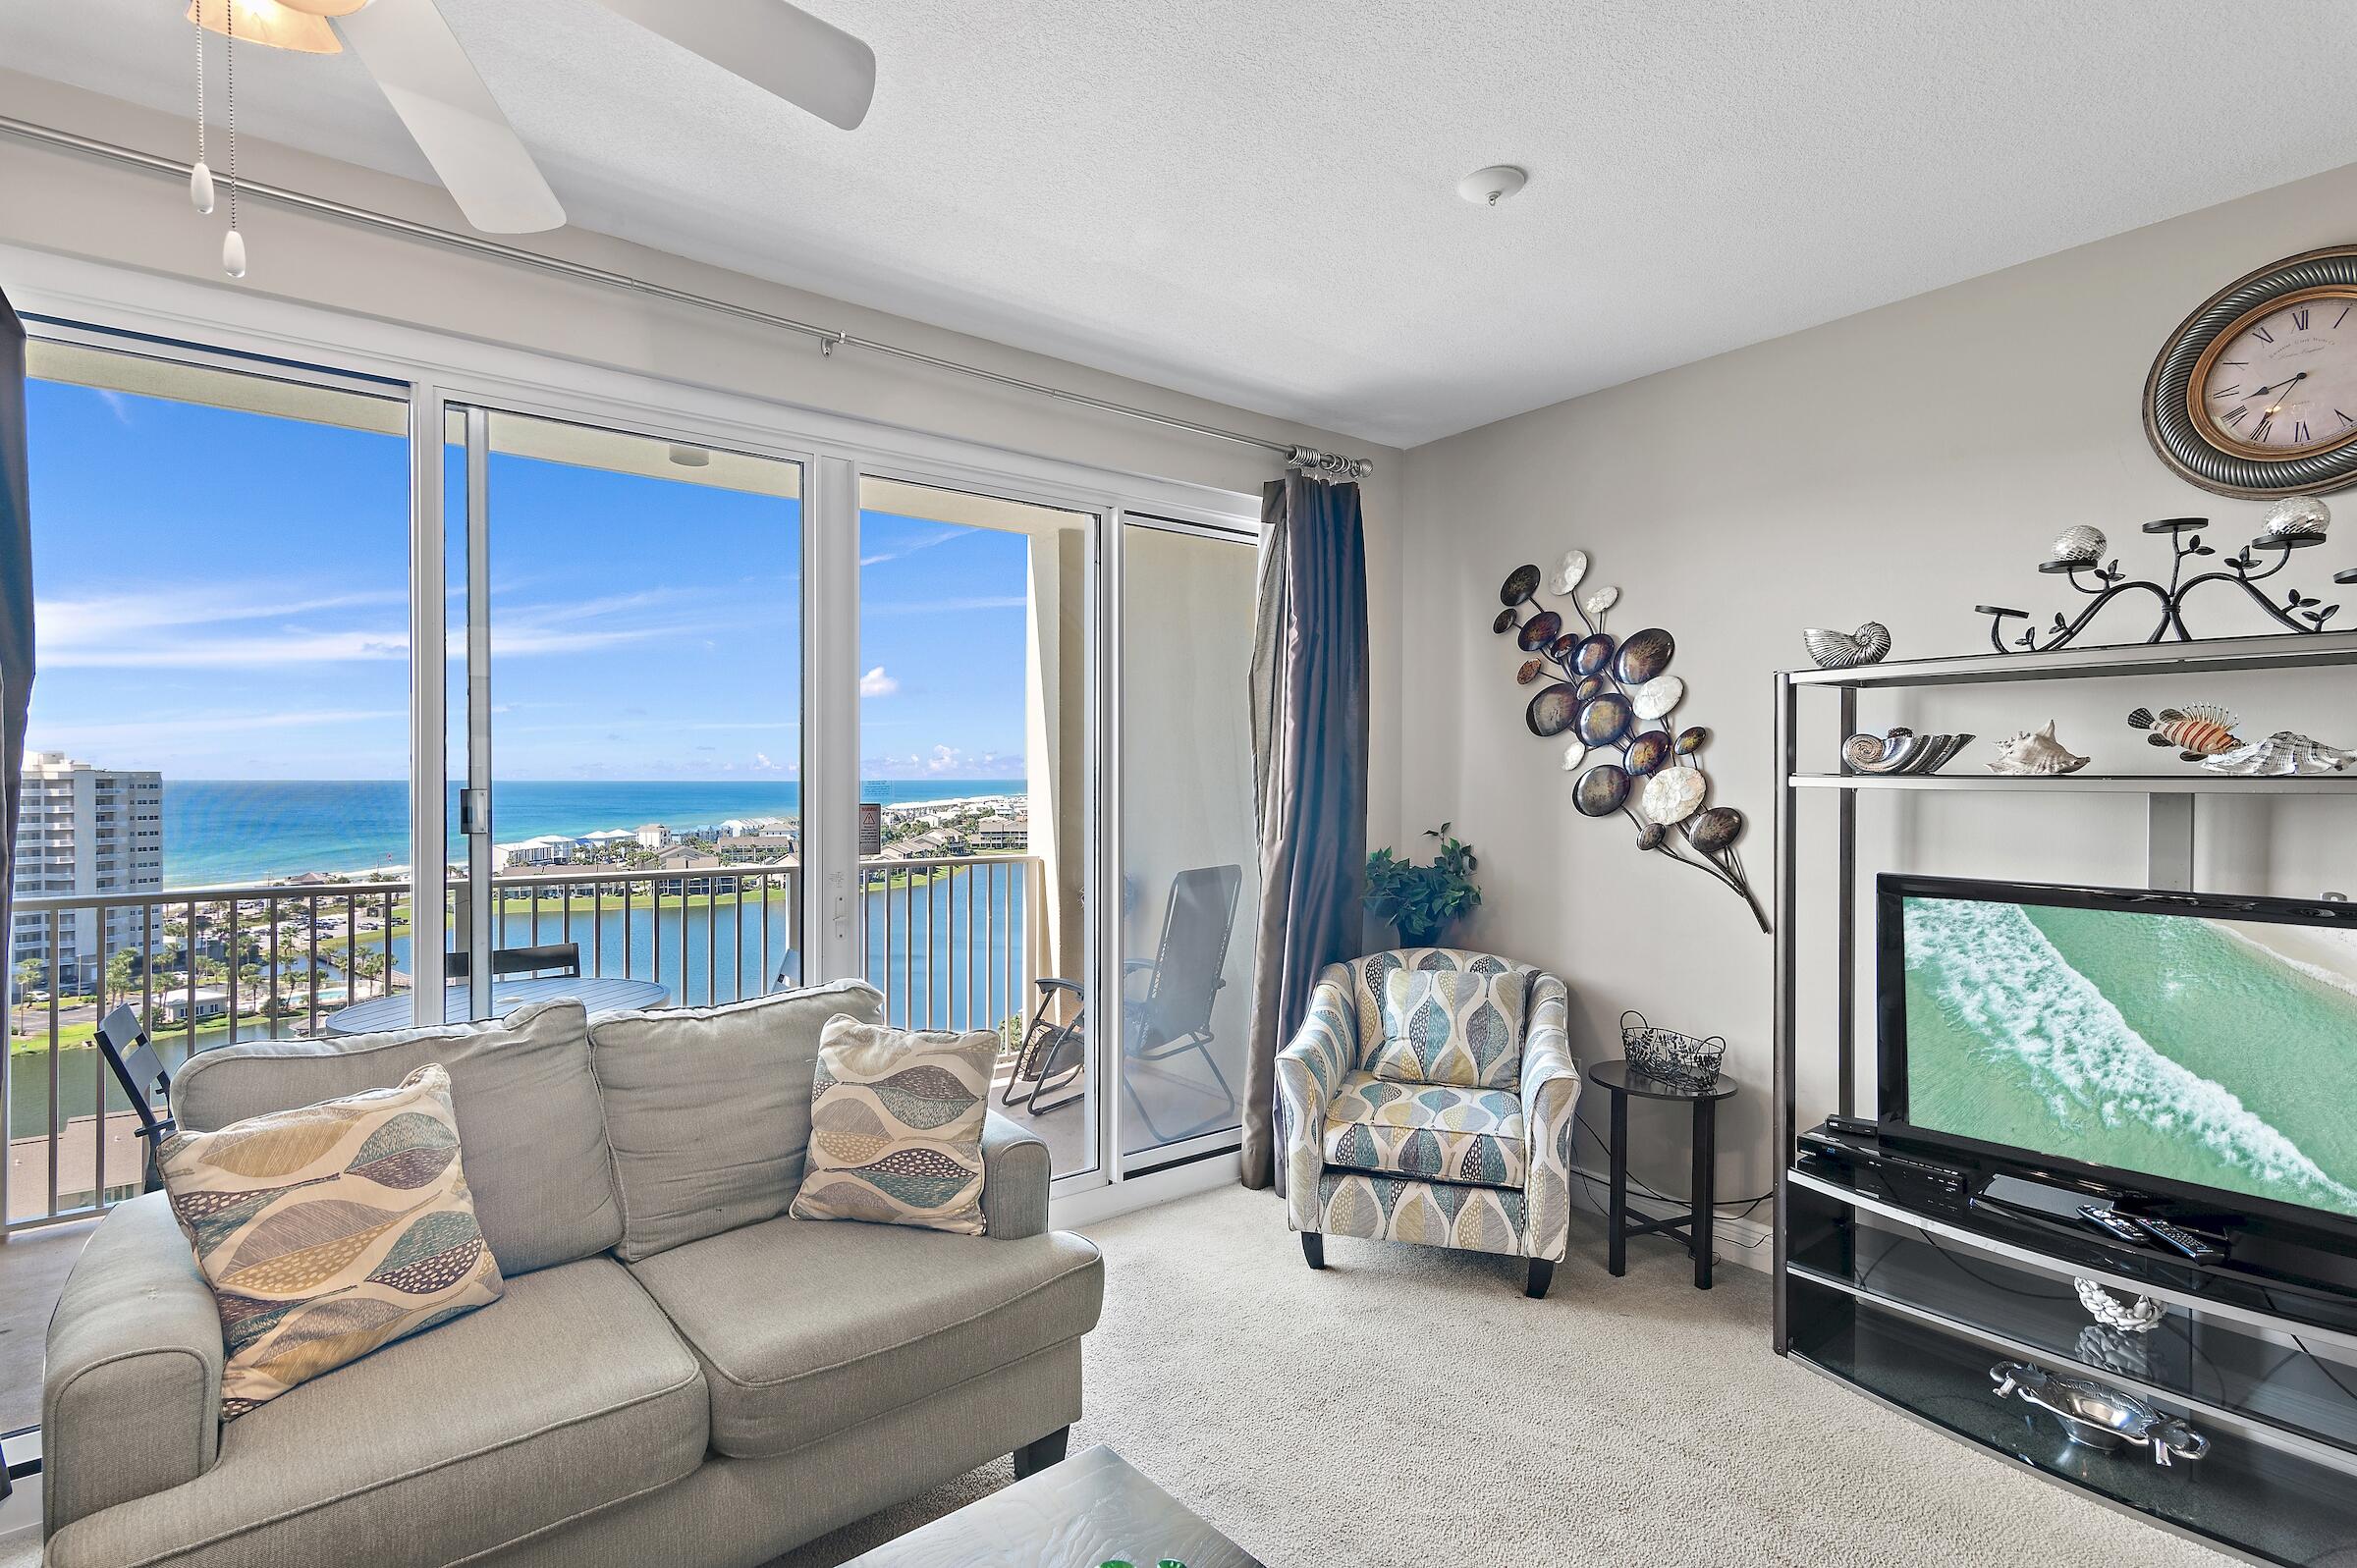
[1301,1231,1325,1271]
[1525,1259,1556,1300]
[1012,1426,1069,1480]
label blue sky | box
[25,378,1029,782]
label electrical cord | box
[1572,1110,1772,1217]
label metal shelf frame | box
[1768,629,2357,1566]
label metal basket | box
[1620,1010,1727,1092]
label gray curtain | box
[1242,473,1367,1191]
[0,288,29,1027]
[0,302,21,1510]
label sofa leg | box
[1301,1231,1325,1271]
[1013,1427,1069,1480]
[1525,1259,1556,1300]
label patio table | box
[321,976,670,1036]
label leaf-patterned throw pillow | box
[1371,968,1526,1089]
[790,1016,995,1235]
[156,1063,504,1421]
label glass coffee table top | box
[839,1446,1260,1568]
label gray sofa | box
[40,980,1105,1568]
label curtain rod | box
[0,115,1375,480]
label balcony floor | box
[0,1220,91,1433]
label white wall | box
[1397,160,2357,1219]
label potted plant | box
[1363,823,1481,949]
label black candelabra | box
[1977,517,2357,655]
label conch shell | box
[1986,721,2089,776]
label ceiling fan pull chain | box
[191,7,214,214]
[222,0,246,279]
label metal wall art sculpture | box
[1497,558,1770,934]
[1975,503,2357,654]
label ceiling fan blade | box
[334,0,566,234]
[592,0,877,131]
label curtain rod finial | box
[1287,446,1374,480]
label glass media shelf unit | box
[1768,628,2357,1568]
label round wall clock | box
[2145,243,2357,498]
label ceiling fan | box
[186,0,875,243]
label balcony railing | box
[4,852,1041,1232]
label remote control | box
[2078,1205,2151,1245]
[2131,1216,2224,1262]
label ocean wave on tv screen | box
[1902,894,2357,1218]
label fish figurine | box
[2127,705,2240,761]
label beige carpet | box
[769,1185,2228,1567]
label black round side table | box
[1586,1058,1737,1289]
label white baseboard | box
[1562,1160,1774,1274]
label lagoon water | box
[1902,896,2357,1220]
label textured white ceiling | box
[7,1,2357,446]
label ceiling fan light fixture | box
[187,0,343,54]
[1457,164,1529,208]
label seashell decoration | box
[1843,727,1975,775]
[1574,763,1631,817]
[1615,627,1675,684]
[1516,610,1563,652]
[1631,675,1684,720]
[1986,721,2090,776]
[1489,548,1768,933]
[1640,766,1707,826]
[1802,622,1892,669]
[1624,730,1672,775]
[2261,495,2331,544]
[2049,525,2108,567]
[2200,730,2357,777]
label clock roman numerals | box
[2212,384,2243,399]
[2223,405,2251,426]
[2294,307,2311,332]
[2295,420,2311,444]
[2254,411,2275,441]
[2252,324,2276,344]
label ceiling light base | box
[1457,164,1529,207]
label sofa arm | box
[43,1192,222,1538]
[1274,962,1357,1233]
[979,1110,1052,1240]
[1519,972,1581,1265]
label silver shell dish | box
[1582,584,1620,618]
[1631,675,1685,720]
[1802,622,1891,669]
[2261,495,2331,543]
[2049,524,2108,566]
[2199,730,2357,777]
[1843,727,1975,776]
[1990,1362,2208,1465]
[1639,766,1706,825]
[1986,721,2090,776]
[1551,549,1590,595]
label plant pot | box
[1394,923,1451,950]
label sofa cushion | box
[171,1000,620,1275]
[629,1215,1103,1459]
[156,1062,505,1422]
[1370,968,1524,1089]
[44,1255,707,1568]
[589,980,884,1262]
[1322,1070,1527,1189]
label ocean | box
[161,779,1022,886]
[1901,895,2357,1221]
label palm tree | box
[12,958,39,1037]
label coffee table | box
[840,1446,1261,1567]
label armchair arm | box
[43,1192,223,1538]
[1274,962,1357,1233]
[1519,972,1581,1265]
[979,1109,1052,1240]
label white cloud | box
[862,595,1026,617]
[859,666,899,698]
[27,708,404,749]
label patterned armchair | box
[1275,948,1578,1297]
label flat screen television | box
[1877,875,2357,1235]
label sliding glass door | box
[1116,515,1261,1162]
[856,474,1100,1179]
[444,406,806,1020]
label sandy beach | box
[2211,918,2357,1005]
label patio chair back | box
[94,1003,176,1150]
[1138,864,1242,1045]
[447,942,582,982]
